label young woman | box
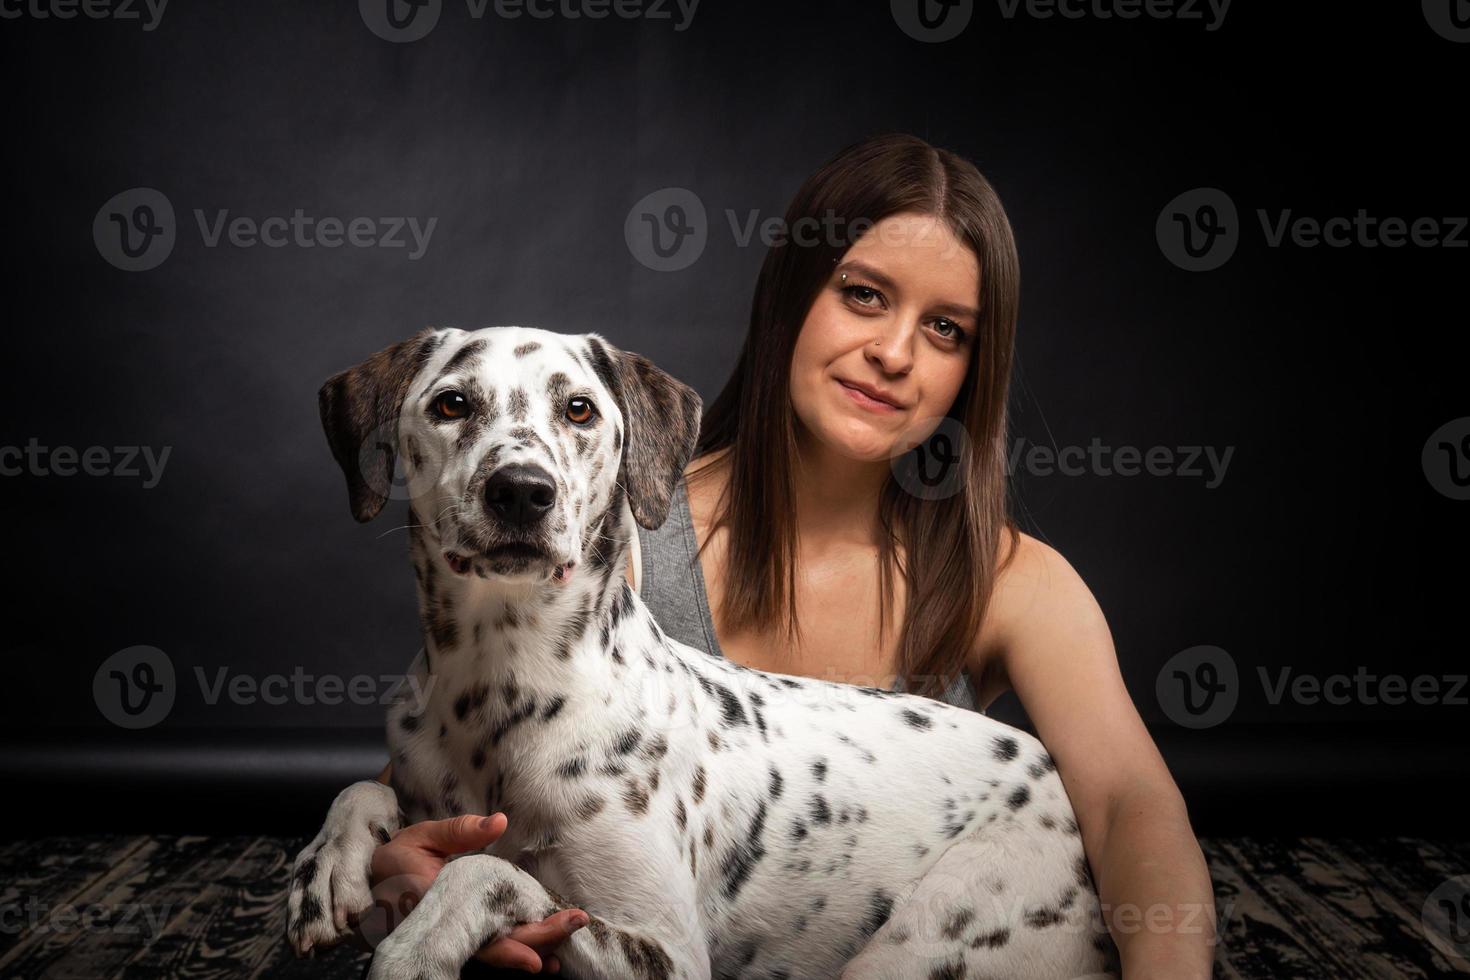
[368,133,1217,979]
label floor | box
[0,835,1463,978]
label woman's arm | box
[976,534,1217,980]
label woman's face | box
[789,212,980,464]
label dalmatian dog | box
[287,325,1121,980]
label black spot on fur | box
[900,708,933,730]
[971,926,1010,948]
[809,795,831,825]
[293,856,318,886]
[613,728,642,755]
[719,799,768,900]
[811,758,827,782]
[863,889,894,937]
[615,929,673,980]
[1007,784,1031,811]
[541,695,566,720]
[993,736,1019,762]
[928,959,967,980]
[491,699,538,745]
[768,766,783,800]
[454,684,489,722]
[624,779,651,815]
[942,906,974,940]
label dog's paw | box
[366,932,460,980]
[286,780,400,956]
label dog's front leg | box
[287,779,401,955]
[367,852,707,980]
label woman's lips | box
[836,378,902,414]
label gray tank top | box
[635,477,982,713]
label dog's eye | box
[566,396,597,425]
[430,391,470,420]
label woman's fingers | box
[506,908,590,949]
[398,812,509,856]
[471,909,588,973]
[472,936,544,972]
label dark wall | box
[1,1,1464,833]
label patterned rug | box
[0,835,1463,978]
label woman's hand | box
[367,812,589,974]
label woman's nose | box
[864,322,915,375]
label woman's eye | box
[566,396,597,425]
[430,391,470,420]
[932,318,965,341]
[843,284,883,308]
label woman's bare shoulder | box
[973,529,1100,667]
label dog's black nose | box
[485,464,556,526]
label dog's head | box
[318,326,702,582]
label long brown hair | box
[691,132,1022,697]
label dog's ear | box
[318,328,443,523]
[585,335,703,530]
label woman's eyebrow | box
[837,259,979,321]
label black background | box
[0,1,1464,834]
